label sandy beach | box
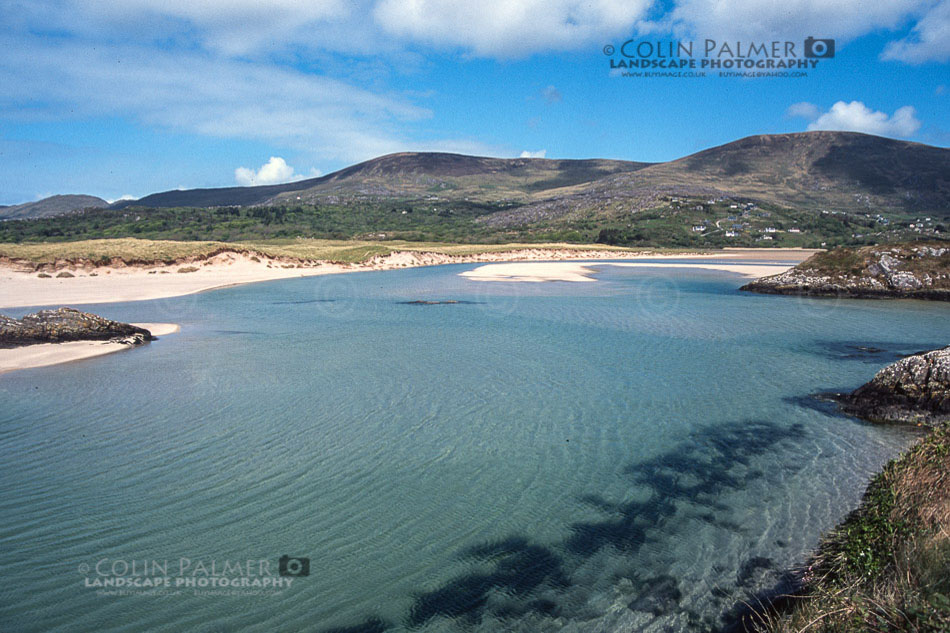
[0,247,816,308]
[0,323,179,374]
[0,247,813,375]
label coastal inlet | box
[1,264,949,632]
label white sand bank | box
[460,260,800,283]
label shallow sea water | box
[1,261,948,632]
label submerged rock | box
[627,575,682,616]
[839,346,950,426]
[400,300,478,305]
[0,307,154,348]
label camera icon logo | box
[804,37,835,58]
[278,555,310,577]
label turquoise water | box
[1,261,948,633]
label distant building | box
[763,227,777,233]
[692,226,706,232]
[725,231,738,237]
[787,228,801,233]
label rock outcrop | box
[839,346,950,426]
[742,243,950,300]
[0,307,153,348]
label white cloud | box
[61,0,354,56]
[373,0,653,57]
[786,102,821,119]
[105,194,136,204]
[519,149,547,158]
[235,157,304,186]
[0,34,435,164]
[666,0,930,42]
[801,101,922,137]
[882,0,950,63]
[9,0,947,64]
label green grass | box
[760,426,950,632]
[0,192,940,250]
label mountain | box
[0,195,108,220]
[112,154,651,209]
[480,132,950,228]
[4,132,948,249]
[111,180,322,209]
[645,131,948,211]
[107,132,949,228]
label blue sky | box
[1,0,948,205]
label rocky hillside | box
[110,132,949,221]
[114,154,650,209]
[0,194,108,220]
[741,242,950,299]
[482,132,950,230]
[0,308,153,347]
[14,132,948,248]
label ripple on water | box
[0,264,943,633]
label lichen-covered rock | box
[0,307,154,347]
[840,346,950,426]
[741,242,950,300]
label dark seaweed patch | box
[272,299,337,305]
[811,341,928,364]
[398,300,480,305]
[319,617,391,633]
[329,419,807,631]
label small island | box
[0,307,154,347]
[741,242,950,300]
[0,308,178,374]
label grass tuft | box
[759,426,950,632]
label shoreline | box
[0,323,179,374]
[739,346,950,632]
[0,247,817,309]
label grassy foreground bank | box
[757,426,950,632]
[0,238,668,267]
